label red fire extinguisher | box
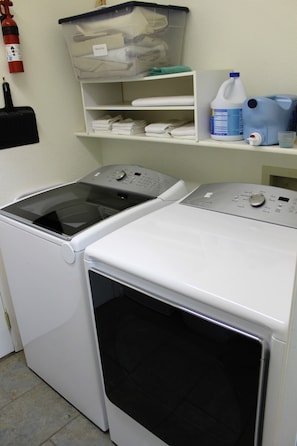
[0,0,24,73]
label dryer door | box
[89,270,269,446]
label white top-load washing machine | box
[84,182,297,446]
[0,164,187,430]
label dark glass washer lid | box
[0,182,151,239]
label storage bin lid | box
[58,1,189,24]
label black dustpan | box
[0,78,39,149]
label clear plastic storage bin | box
[59,1,189,81]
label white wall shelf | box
[76,131,198,145]
[77,69,297,154]
[197,139,297,153]
[78,70,230,143]
[76,131,297,153]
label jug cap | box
[247,132,262,146]
[230,72,240,78]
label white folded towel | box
[171,123,196,139]
[92,114,122,131]
[112,118,146,129]
[145,120,188,136]
[112,128,145,135]
[145,132,172,138]
[132,96,194,107]
[112,119,147,135]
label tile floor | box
[0,351,114,446]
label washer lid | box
[0,164,183,240]
[0,182,152,239]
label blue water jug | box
[243,95,297,146]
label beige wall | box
[1,0,297,201]
[99,0,297,189]
[0,0,99,349]
[0,0,101,206]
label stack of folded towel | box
[92,115,122,132]
[171,122,196,140]
[91,115,196,139]
[111,118,147,135]
[144,119,188,137]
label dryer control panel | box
[182,182,297,228]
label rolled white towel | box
[132,96,194,107]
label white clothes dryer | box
[84,182,297,446]
[0,164,187,430]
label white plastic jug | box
[210,72,247,141]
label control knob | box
[249,193,266,207]
[115,170,126,181]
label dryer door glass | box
[89,270,269,446]
[0,184,151,237]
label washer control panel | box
[80,164,180,198]
[182,183,297,228]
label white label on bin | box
[93,44,108,57]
